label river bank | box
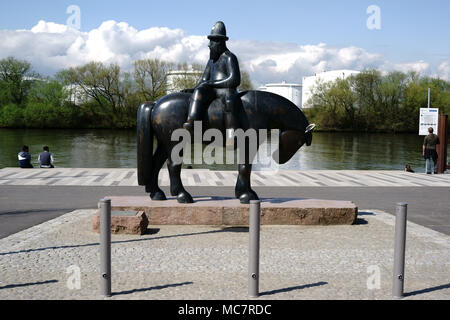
[1,128,445,171]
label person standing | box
[423,127,440,174]
[18,146,33,168]
[38,146,55,168]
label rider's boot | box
[183,97,202,134]
[225,95,240,149]
[183,119,195,133]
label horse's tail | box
[137,102,154,186]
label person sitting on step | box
[18,145,33,168]
[38,146,55,168]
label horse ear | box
[305,124,316,134]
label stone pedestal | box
[98,197,357,226]
[92,210,149,235]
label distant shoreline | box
[0,127,429,134]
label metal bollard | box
[248,200,261,298]
[393,202,407,299]
[100,198,112,297]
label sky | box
[0,0,449,87]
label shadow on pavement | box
[354,218,368,225]
[0,228,249,256]
[112,281,193,296]
[0,208,74,216]
[405,283,450,297]
[167,196,310,204]
[260,281,328,296]
[357,211,375,216]
[0,280,58,290]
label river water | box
[0,128,443,172]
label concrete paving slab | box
[0,208,448,300]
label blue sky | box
[1,0,449,62]
[0,0,449,84]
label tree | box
[0,57,38,106]
[28,77,68,107]
[58,62,125,110]
[351,70,382,131]
[134,59,174,101]
[305,69,450,132]
[239,70,254,91]
[306,79,345,129]
[375,71,408,131]
[169,63,203,92]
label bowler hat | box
[207,21,229,41]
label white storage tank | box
[258,81,302,109]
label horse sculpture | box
[137,90,315,204]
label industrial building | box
[257,70,360,110]
[258,81,302,109]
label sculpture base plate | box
[98,197,358,226]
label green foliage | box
[305,69,450,133]
[134,59,174,102]
[2,57,448,132]
[239,70,254,91]
[57,62,124,110]
[169,63,203,92]
[28,78,68,106]
[22,102,79,128]
[0,103,23,127]
[0,57,38,107]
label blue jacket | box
[18,151,33,168]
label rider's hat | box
[207,21,229,41]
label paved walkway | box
[0,168,448,300]
[1,168,449,187]
[0,208,448,300]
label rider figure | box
[183,21,241,140]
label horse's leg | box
[235,163,259,204]
[235,139,259,204]
[167,146,194,204]
[145,145,167,200]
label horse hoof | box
[239,191,259,204]
[150,191,167,201]
[177,192,194,204]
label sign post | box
[437,114,449,173]
[419,108,439,136]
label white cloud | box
[0,20,446,86]
[0,20,209,74]
[387,60,430,74]
[437,61,450,81]
[232,41,387,86]
[31,20,69,34]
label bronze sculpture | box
[137,21,315,204]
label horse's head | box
[272,124,315,164]
[304,123,315,146]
